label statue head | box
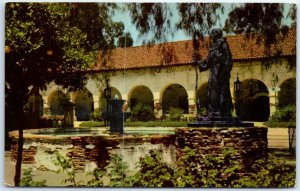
[210,28,223,42]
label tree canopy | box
[69,3,126,51]
[127,3,296,70]
[127,3,296,47]
[117,32,134,47]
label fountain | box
[9,126,176,172]
[101,99,130,134]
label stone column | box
[43,96,50,116]
[187,90,196,115]
[122,100,129,112]
[121,93,128,111]
[153,92,162,118]
[269,90,277,115]
[93,95,99,110]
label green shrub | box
[20,168,46,187]
[87,168,105,187]
[87,154,131,187]
[175,147,241,187]
[53,152,83,186]
[237,154,295,187]
[198,108,207,116]
[130,103,155,122]
[269,105,296,122]
[90,108,102,121]
[131,147,295,188]
[169,107,184,121]
[131,149,175,187]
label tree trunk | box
[14,115,24,186]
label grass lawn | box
[263,121,296,128]
[268,148,296,168]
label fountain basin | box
[9,127,176,172]
[9,126,268,175]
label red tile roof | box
[93,29,296,71]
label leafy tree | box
[117,32,134,47]
[69,3,125,51]
[127,3,174,44]
[5,3,89,186]
[176,3,223,37]
[5,3,125,186]
[224,4,295,57]
[127,3,223,44]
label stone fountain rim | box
[8,127,177,141]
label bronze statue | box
[194,29,233,118]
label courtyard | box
[5,2,296,188]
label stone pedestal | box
[176,127,268,173]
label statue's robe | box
[197,37,233,118]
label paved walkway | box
[4,127,295,187]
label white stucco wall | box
[42,58,296,117]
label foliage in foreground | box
[53,152,83,186]
[130,148,243,187]
[131,149,175,187]
[237,155,296,187]
[87,154,137,187]
[20,168,46,187]
[24,147,295,187]
[131,148,295,188]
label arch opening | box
[129,86,154,110]
[196,83,208,113]
[236,79,270,121]
[162,84,188,114]
[278,78,296,108]
[49,90,67,116]
[75,88,94,121]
